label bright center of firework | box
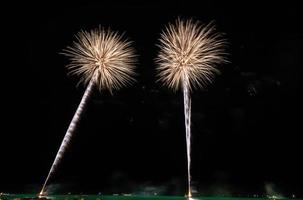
[95,60,104,67]
[179,56,189,67]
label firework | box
[64,27,137,92]
[156,18,226,197]
[156,18,226,91]
[40,27,137,196]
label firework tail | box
[182,73,192,197]
[40,72,98,196]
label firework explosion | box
[156,18,226,91]
[40,27,137,196]
[156,18,226,197]
[63,27,137,92]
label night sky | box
[2,1,303,197]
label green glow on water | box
[0,194,296,200]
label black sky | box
[2,0,303,197]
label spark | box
[188,190,192,198]
[38,191,45,198]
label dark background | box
[2,0,303,197]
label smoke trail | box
[265,182,284,198]
[40,72,98,195]
[182,74,192,197]
[42,183,61,194]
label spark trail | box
[40,72,97,196]
[183,74,192,197]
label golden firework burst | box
[63,27,137,92]
[156,18,227,91]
